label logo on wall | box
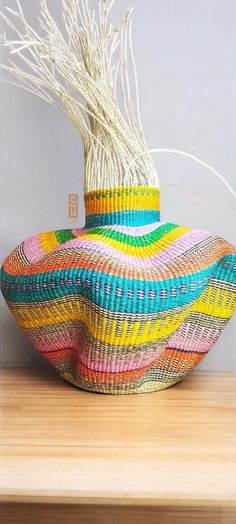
[68,193,79,223]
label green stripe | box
[86,223,177,246]
[55,229,76,244]
[85,187,159,201]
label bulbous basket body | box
[1,186,236,394]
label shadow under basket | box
[1,185,236,394]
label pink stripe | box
[28,314,222,370]
[72,227,88,236]
[53,229,212,268]
[30,334,164,372]
[23,235,45,264]
[168,323,221,353]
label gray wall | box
[0,0,235,369]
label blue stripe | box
[1,255,235,314]
[1,265,219,313]
[86,209,160,227]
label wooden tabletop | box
[0,368,236,524]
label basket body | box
[1,186,236,394]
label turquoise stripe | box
[210,255,236,283]
[86,209,160,227]
[1,265,217,313]
[1,256,235,314]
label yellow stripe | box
[85,186,160,214]
[39,232,59,254]
[86,197,159,215]
[85,195,159,214]
[12,285,235,341]
[191,286,236,318]
[13,303,188,345]
[79,226,190,257]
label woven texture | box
[1,186,236,394]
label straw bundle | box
[1,0,158,190]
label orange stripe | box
[4,241,235,280]
[85,193,160,215]
[43,347,204,384]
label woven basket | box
[1,185,236,394]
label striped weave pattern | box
[1,186,236,394]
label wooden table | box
[0,368,236,523]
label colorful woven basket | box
[1,185,236,394]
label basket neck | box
[85,186,160,227]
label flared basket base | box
[61,370,182,395]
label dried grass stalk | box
[0,0,159,191]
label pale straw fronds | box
[0,0,159,190]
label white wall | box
[0,0,235,369]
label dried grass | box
[0,0,158,191]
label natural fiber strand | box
[0,0,158,190]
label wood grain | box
[1,503,236,524]
[0,368,236,523]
